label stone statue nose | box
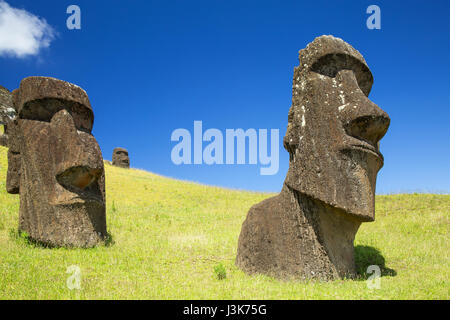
[345,112,390,148]
[56,166,102,190]
[51,109,104,190]
[337,70,390,147]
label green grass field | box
[0,145,448,299]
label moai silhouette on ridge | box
[112,148,130,168]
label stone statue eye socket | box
[310,53,373,96]
[20,98,93,132]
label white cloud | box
[0,1,55,58]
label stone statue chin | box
[236,35,390,280]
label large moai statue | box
[0,85,16,147]
[236,36,390,280]
[7,77,107,247]
[112,148,130,168]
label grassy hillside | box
[0,145,448,299]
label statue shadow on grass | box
[354,245,397,280]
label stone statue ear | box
[6,149,21,194]
[283,106,300,156]
[6,120,20,194]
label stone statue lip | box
[50,182,104,206]
[50,193,104,206]
[343,136,384,164]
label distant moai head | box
[283,35,390,221]
[9,77,107,247]
[112,148,130,168]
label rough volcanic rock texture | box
[0,85,16,147]
[7,77,107,247]
[112,148,130,168]
[0,85,15,124]
[6,119,20,194]
[0,133,6,147]
[236,35,390,280]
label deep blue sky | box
[1,0,449,193]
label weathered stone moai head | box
[0,85,16,147]
[112,148,130,168]
[283,35,390,220]
[236,36,390,280]
[8,77,107,247]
